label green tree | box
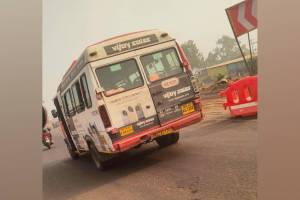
[181,40,206,70]
[205,35,249,66]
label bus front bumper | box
[112,111,203,152]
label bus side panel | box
[87,67,116,152]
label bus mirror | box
[51,109,58,118]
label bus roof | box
[58,29,174,93]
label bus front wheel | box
[155,132,179,148]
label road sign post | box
[225,0,257,75]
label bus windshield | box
[95,59,144,96]
[140,48,183,82]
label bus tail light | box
[110,128,119,134]
[175,42,192,73]
[193,98,202,111]
[98,105,112,128]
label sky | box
[43,0,249,111]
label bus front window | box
[140,48,183,82]
[95,59,144,96]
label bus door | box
[95,58,159,139]
[53,96,77,152]
[140,47,196,124]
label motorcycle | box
[42,128,53,149]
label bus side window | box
[63,93,69,116]
[80,73,92,108]
[64,89,76,116]
[71,81,85,113]
[61,96,68,116]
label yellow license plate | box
[119,125,134,137]
[181,102,195,115]
[154,128,173,138]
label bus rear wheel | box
[155,132,179,148]
[88,143,111,170]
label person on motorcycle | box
[42,106,53,149]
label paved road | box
[43,98,257,200]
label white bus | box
[52,30,203,169]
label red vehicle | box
[42,128,53,149]
[220,76,257,117]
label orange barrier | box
[219,76,257,117]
